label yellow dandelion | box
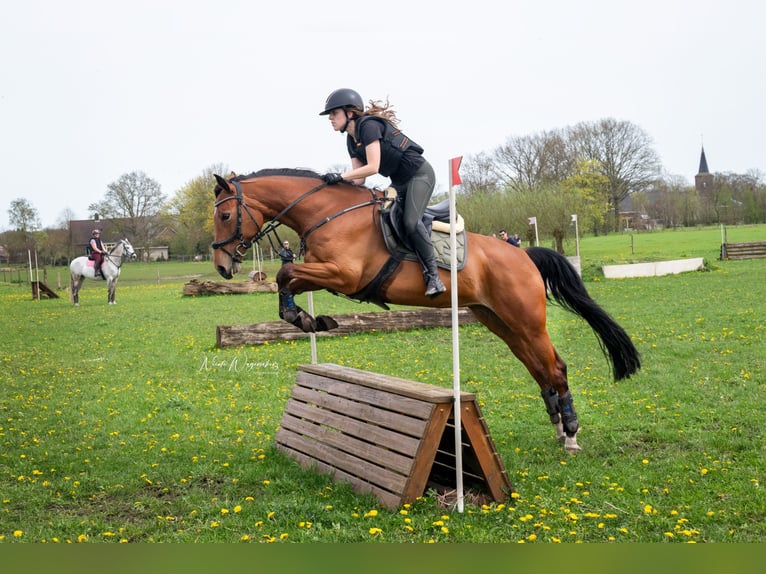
[13,530,23,538]
[364,509,378,518]
[234,505,242,513]
[240,534,251,541]
[77,534,88,543]
[369,527,383,536]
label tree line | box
[4,118,766,264]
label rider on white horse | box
[88,229,107,279]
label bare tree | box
[457,152,501,194]
[569,119,661,228]
[89,171,166,249]
[493,129,576,192]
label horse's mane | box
[233,168,322,181]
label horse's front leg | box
[276,264,338,333]
[107,278,116,304]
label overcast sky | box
[2,0,764,229]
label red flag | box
[450,156,463,186]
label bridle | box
[211,176,379,261]
[211,179,263,262]
[103,239,134,269]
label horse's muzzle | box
[216,264,233,280]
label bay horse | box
[70,238,136,306]
[211,169,640,452]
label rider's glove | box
[321,172,344,185]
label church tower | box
[695,146,714,195]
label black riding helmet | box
[319,88,364,115]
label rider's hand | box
[321,172,344,185]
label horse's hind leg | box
[469,304,581,453]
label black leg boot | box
[410,222,446,298]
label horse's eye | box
[221,213,231,221]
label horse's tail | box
[525,246,641,381]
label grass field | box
[1,225,764,543]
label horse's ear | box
[214,174,230,197]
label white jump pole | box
[528,216,539,246]
[308,291,317,364]
[571,214,580,257]
[448,156,464,513]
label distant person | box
[88,229,106,278]
[279,240,296,266]
[499,229,521,247]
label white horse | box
[70,238,136,306]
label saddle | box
[343,190,467,308]
[381,190,467,270]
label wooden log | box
[183,279,277,296]
[216,307,478,347]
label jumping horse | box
[70,238,136,306]
[211,169,640,452]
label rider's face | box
[328,108,350,132]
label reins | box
[102,240,131,269]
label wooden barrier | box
[183,279,277,296]
[721,241,766,260]
[31,281,59,299]
[275,363,513,509]
[217,307,478,347]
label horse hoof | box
[281,308,298,324]
[564,436,582,454]
[316,315,339,331]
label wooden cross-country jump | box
[275,363,513,509]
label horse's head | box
[121,238,137,260]
[211,174,264,279]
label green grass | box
[1,226,765,543]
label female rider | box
[319,88,446,298]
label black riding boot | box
[422,256,446,298]
[410,224,446,298]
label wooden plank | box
[278,413,415,475]
[458,401,514,500]
[283,400,422,457]
[289,386,428,437]
[400,402,453,503]
[275,427,408,493]
[296,372,435,418]
[217,307,479,347]
[299,363,475,404]
[275,444,402,508]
